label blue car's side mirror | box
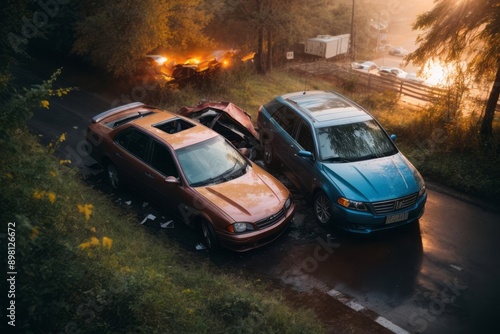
[390,134,396,141]
[297,150,314,159]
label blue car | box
[257,90,427,233]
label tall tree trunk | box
[480,64,500,138]
[255,26,265,74]
[266,28,272,73]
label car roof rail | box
[92,102,146,123]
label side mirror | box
[297,150,314,159]
[390,134,396,141]
[165,176,180,185]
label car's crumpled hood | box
[195,168,285,222]
[320,153,423,202]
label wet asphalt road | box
[15,63,500,334]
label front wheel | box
[314,191,334,225]
[201,219,219,251]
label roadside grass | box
[0,129,324,333]
[147,68,500,203]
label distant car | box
[389,47,408,57]
[404,72,425,83]
[378,66,408,79]
[178,101,260,159]
[257,90,427,234]
[85,102,295,252]
[351,61,379,71]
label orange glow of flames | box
[422,60,453,86]
[154,56,168,66]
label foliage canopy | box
[408,0,500,137]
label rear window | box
[105,111,154,129]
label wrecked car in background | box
[85,102,294,252]
[145,50,254,86]
[179,101,260,159]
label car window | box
[150,141,179,178]
[317,120,397,162]
[176,136,247,187]
[296,121,314,153]
[273,107,300,137]
[115,128,150,160]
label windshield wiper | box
[190,162,241,187]
[323,157,351,163]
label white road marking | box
[375,316,410,334]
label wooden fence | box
[288,61,500,111]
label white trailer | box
[304,34,350,59]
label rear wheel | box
[106,163,121,190]
[314,191,334,225]
[201,219,219,251]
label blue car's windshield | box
[317,120,397,162]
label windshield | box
[317,120,397,162]
[176,136,247,186]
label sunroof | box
[153,118,195,134]
[304,97,352,112]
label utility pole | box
[350,0,355,61]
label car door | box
[143,139,197,222]
[268,106,301,165]
[283,118,317,193]
[113,127,152,192]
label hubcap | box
[264,144,272,165]
[107,165,119,189]
[315,195,331,224]
[202,223,212,248]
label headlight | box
[337,197,368,211]
[419,185,426,197]
[227,222,254,233]
[284,196,292,210]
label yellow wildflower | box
[59,159,71,165]
[78,241,91,250]
[50,171,57,177]
[47,192,56,204]
[182,289,192,294]
[33,190,46,200]
[58,133,66,142]
[41,100,49,109]
[90,227,96,233]
[102,236,113,250]
[30,227,39,240]
[89,237,100,246]
[77,204,94,221]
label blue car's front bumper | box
[331,193,427,234]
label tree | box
[73,0,212,78]
[407,0,500,138]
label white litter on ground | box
[140,214,156,225]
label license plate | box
[386,211,409,224]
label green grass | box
[0,130,324,333]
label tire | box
[106,163,121,190]
[201,219,219,251]
[314,191,334,225]
[263,141,278,168]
